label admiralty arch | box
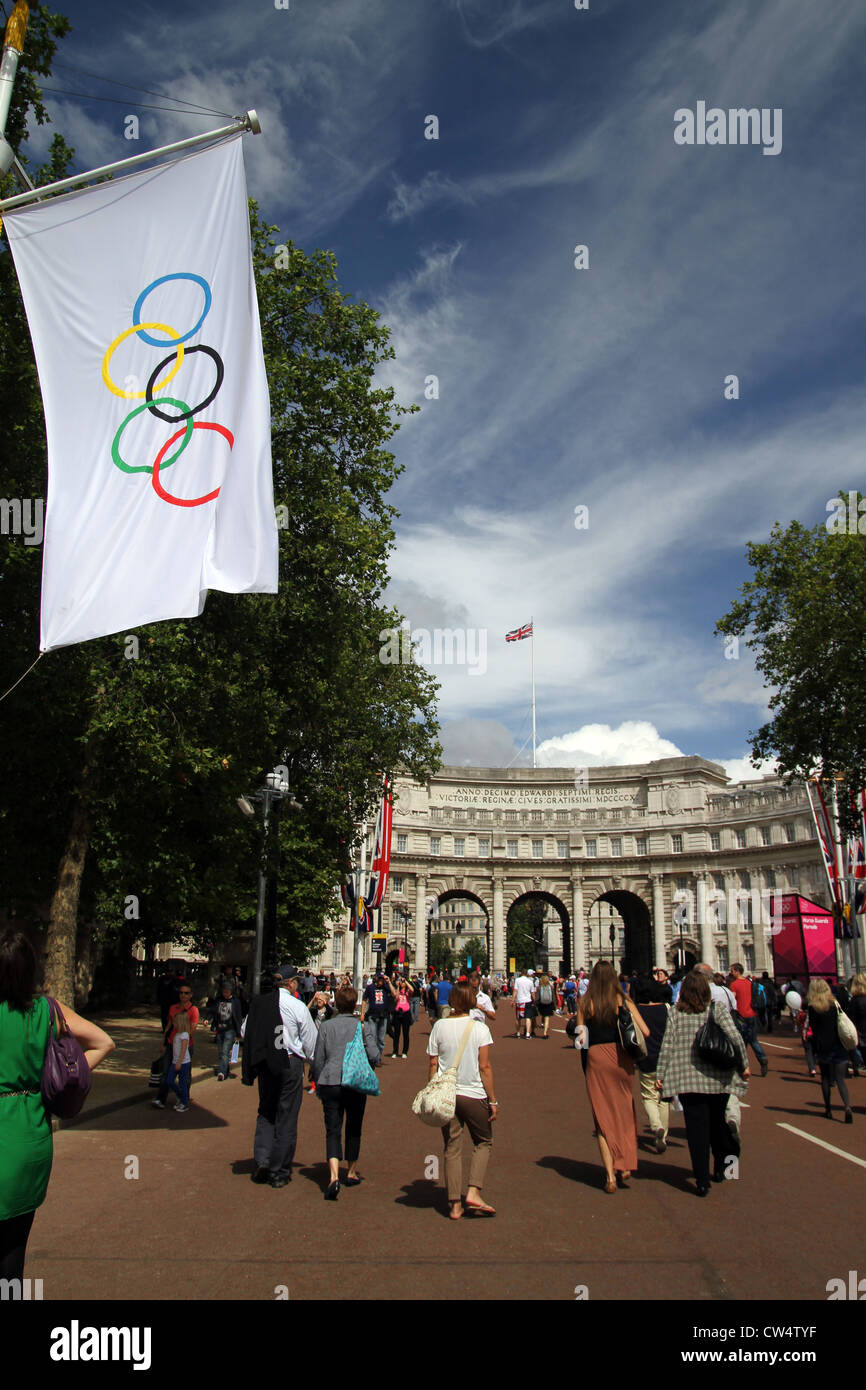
[317,757,832,978]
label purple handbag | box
[41,997,92,1118]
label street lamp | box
[238,764,302,996]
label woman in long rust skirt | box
[577,960,649,1192]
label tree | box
[428,933,457,978]
[0,13,440,1002]
[457,936,488,974]
[506,905,536,971]
[715,504,866,837]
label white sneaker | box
[151,1099,165,1108]
[174,1104,189,1113]
[217,1073,225,1082]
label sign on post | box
[371,934,387,954]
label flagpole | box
[531,616,536,769]
[0,109,262,213]
[830,780,853,980]
[806,779,837,905]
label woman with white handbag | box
[806,978,855,1123]
[425,982,497,1219]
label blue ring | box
[133,273,212,347]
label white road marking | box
[777,1122,866,1169]
[762,1041,794,1051]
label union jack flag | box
[506,623,533,642]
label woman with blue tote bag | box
[310,985,379,1201]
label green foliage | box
[715,502,866,837]
[457,936,488,973]
[0,15,440,985]
[506,904,536,971]
[428,932,457,977]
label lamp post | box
[238,765,302,996]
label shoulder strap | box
[45,995,65,1039]
[453,1019,476,1070]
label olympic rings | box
[102,322,184,399]
[104,271,232,509]
[151,421,234,508]
[133,273,212,347]
[144,345,225,424]
[111,399,193,475]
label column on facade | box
[650,874,666,967]
[414,874,427,973]
[571,876,585,972]
[696,873,712,965]
[753,874,771,973]
[724,871,740,967]
[492,876,505,974]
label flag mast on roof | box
[506,619,536,767]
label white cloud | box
[718,756,778,783]
[536,722,685,768]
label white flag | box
[4,135,278,651]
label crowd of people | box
[3,921,865,1284]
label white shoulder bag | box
[412,1019,476,1127]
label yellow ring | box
[102,322,184,399]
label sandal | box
[464,1200,496,1215]
[604,1177,617,1194]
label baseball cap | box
[275,964,299,981]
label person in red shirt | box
[728,965,768,1076]
[153,983,200,1107]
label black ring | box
[145,344,224,423]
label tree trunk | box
[44,796,91,1006]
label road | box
[24,1011,865,1304]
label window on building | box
[761,826,772,847]
[531,811,543,823]
[454,837,465,857]
[557,839,569,859]
[740,871,750,890]
[505,811,518,823]
[713,873,725,892]
[478,838,490,857]
[671,835,683,853]
[636,837,647,855]
[710,831,721,851]
[717,946,729,973]
[396,833,407,853]
[736,829,747,849]
[785,823,796,843]
[430,836,441,855]
[532,839,543,858]
[391,876,403,895]
[610,837,622,857]
[507,839,518,858]
[765,869,776,889]
[676,875,689,892]
[789,866,800,887]
[333,934,342,968]
[743,944,755,972]
[585,839,597,857]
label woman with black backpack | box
[536,974,556,1038]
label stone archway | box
[507,890,571,975]
[589,889,653,976]
[427,888,490,975]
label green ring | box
[111,398,193,474]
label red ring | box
[151,421,234,507]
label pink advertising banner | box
[770,895,837,982]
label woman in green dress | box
[0,930,114,1281]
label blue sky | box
[19,0,866,775]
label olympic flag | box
[3,135,278,651]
